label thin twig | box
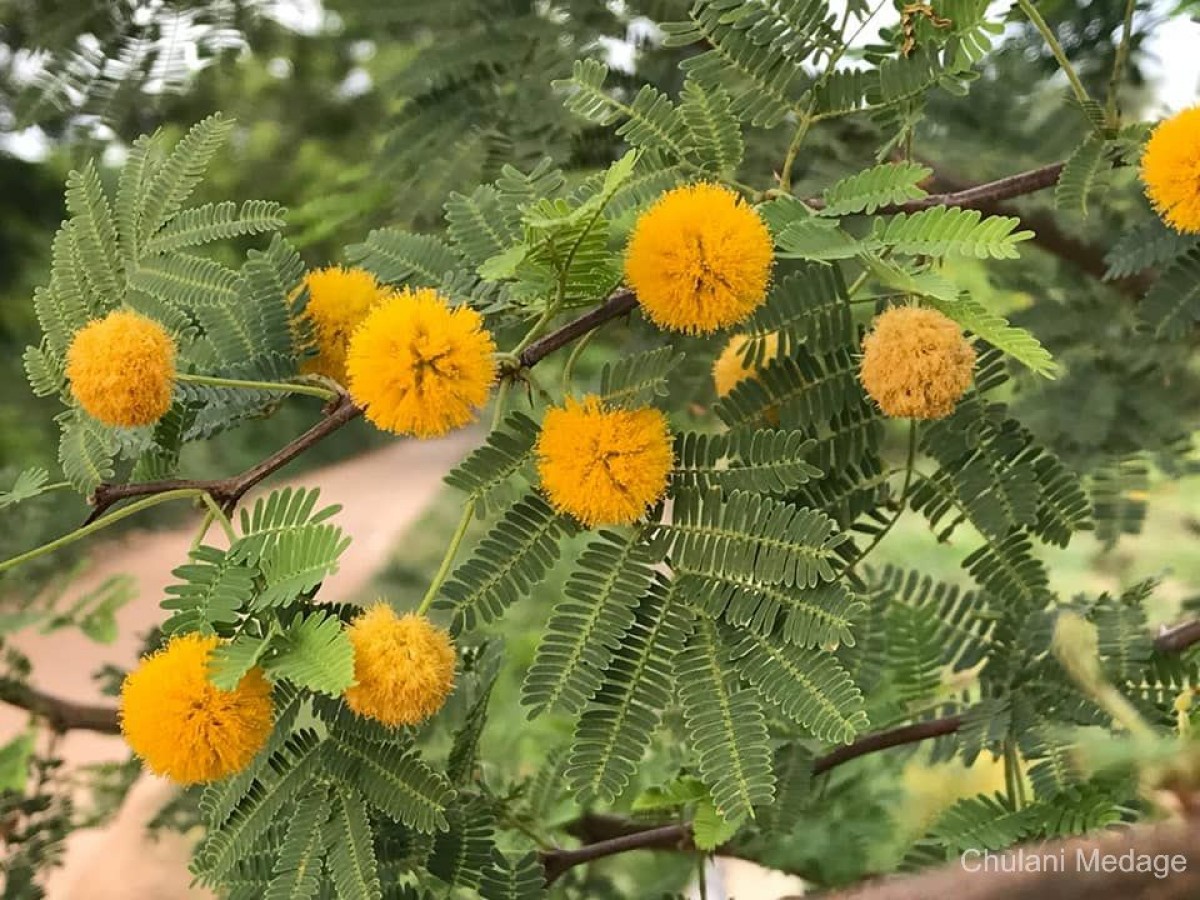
[85,393,363,523]
[1105,0,1138,126]
[516,289,638,369]
[807,162,1067,215]
[1154,619,1200,654]
[1016,0,1093,111]
[840,421,918,574]
[542,824,697,884]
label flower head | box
[297,266,394,383]
[713,333,780,398]
[344,604,456,727]
[1141,106,1200,234]
[625,183,774,334]
[66,310,176,427]
[120,633,274,784]
[346,288,496,437]
[860,306,975,420]
[536,395,673,527]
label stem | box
[1105,0,1137,126]
[561,326,599,395]
[491,378,512,431]
[518,290,637,369]
[191,509,215,551]
[415,499,477,616]
[201,492,237,544]
[0,488,204,575]
[697,854,709,900]
[176,372,338,402]
[779,112,815,193]
[1004,739,1028,810]
[1017,0,1093,110]
[510,301,562,357]
[841,421,918,573]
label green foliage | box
[1055,134,1110,215]
[818,162,932,216]
[25,115,301,491]
[676,618,774,821]
[673,429,821,497]
[868,207,1034,260]
[8,2,1200,897]
[566,576,692,804]
[522,529,663,717]
[1140,244,1200,338]
[726,625,869,742]
[262,612,356,696]
[665,488,846,588]
[443,412,540,512]
[162,488,350,645]
[600,347,684,409]
[0,468,52,509]
[436,495,575,634]
[926,294,1058,377]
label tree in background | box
[2,1,1200,898]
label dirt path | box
[2,431,477,899]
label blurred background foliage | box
[1,0,1199,893]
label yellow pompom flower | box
[297,266,394,383]
[344,604,456,727]
[713,333,780,398]
[346,288,497,437]
[625,183,774,334]
[1141,105,1200,234]
[860,306,976,420]
[536,395,674,527]
[120,633,274,785]
[66,310,176,427]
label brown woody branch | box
[542,823,700,884]
[541,713,967,883]
[1155,620,1200,655]
[884,162,1066,214]
[0,679,119,734]
[84,392,364,524]
[806,162,1066,215]
[516,288,638,369]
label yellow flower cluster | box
[298,266,393,383]
[625,183,774,334]
[120,634,274,784]
[344,604,457,727]
[536,395,674,527]
[66,310,177,427]
[859,306,975,420]
[347,287,496,437]
[1141,105,1200,234]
